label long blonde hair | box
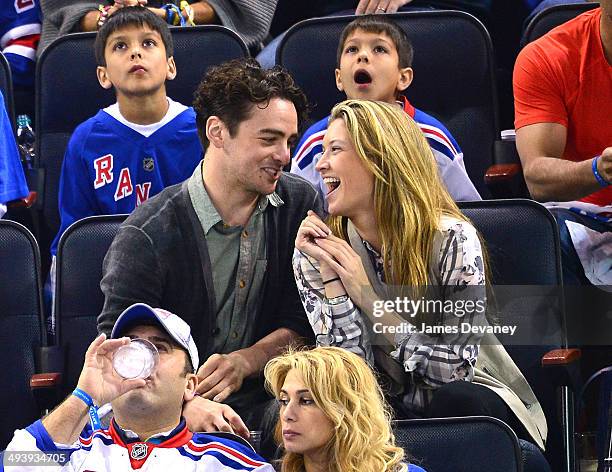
[264,347,407,472]
[327,99,469,290]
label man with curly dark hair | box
[98,58,322,449]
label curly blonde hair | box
[264,347,407,472]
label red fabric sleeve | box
[513,40,569,130]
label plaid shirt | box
[293,216,486,413]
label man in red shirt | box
[514,2,612,285]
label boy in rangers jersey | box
[5,303,273,471]
[50,7,202,256]
[291,15,480,203]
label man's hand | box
[76,334,146,406]
[196,353,249,403]
[597,147,612,183]
[356,0,413,14]
[182,395,250,439]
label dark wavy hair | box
[336,15,413,69]
[192,58,309,150]
[95,6,173,66]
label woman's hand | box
[295,211,333,261]
[114,0,147,7]
[314,235,372,306]
[355,0,413,15]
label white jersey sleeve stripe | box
[0,23,41,48]
[419,124,459,156]
[294,130,326,164]
[3,44,36,60]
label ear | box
[335,68,344,92]
[396,67,413,93]
[96,66,113,90]
[166,56,177,81]
[206,116,225,149]
[183,373,198,402]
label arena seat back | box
[460,199,570,471]
[0,52,14,128]
[278,10,499,198]
[53,214,127,396]
[394,416,522,472]
[522,2,598,46]
[0,220,43,449]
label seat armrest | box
[31,372,63,414]
[485,163,522,181]
[486,139,529,198]
[542,348,581,366]
[541,348,581,390]
[7,191,37,208]
[32,345,65,413]
[30,372,62,388]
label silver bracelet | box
[326,294,349,305]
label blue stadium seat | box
[460,199,577,472]
[0,220,44,449]
[394,416,523,472]
[52,214,127,397]
[521,2,598,46]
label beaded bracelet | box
[96,4,112,30]
[592,155,610,187]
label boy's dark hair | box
[336,15,414,69]
[94,6,174,66]
[192,58,309,150]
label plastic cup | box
[113,339,159,379]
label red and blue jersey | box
[51,103,202,254]
[0,0,41,87]
[291,96,481,203]
[4,418,274,471]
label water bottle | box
[16,114,35,170]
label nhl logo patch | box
[130,443,149,460]
[143,157,154,172]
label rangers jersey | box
[291,96,481,203]
[0,0,41,87]
[3,418,274,471]
[51,99,202,254]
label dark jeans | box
[425,380,532,443]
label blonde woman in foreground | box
[292,100,547,449]
[264,346,426,472]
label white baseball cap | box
[111,303,199,372]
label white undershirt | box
[103,97,188,137]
